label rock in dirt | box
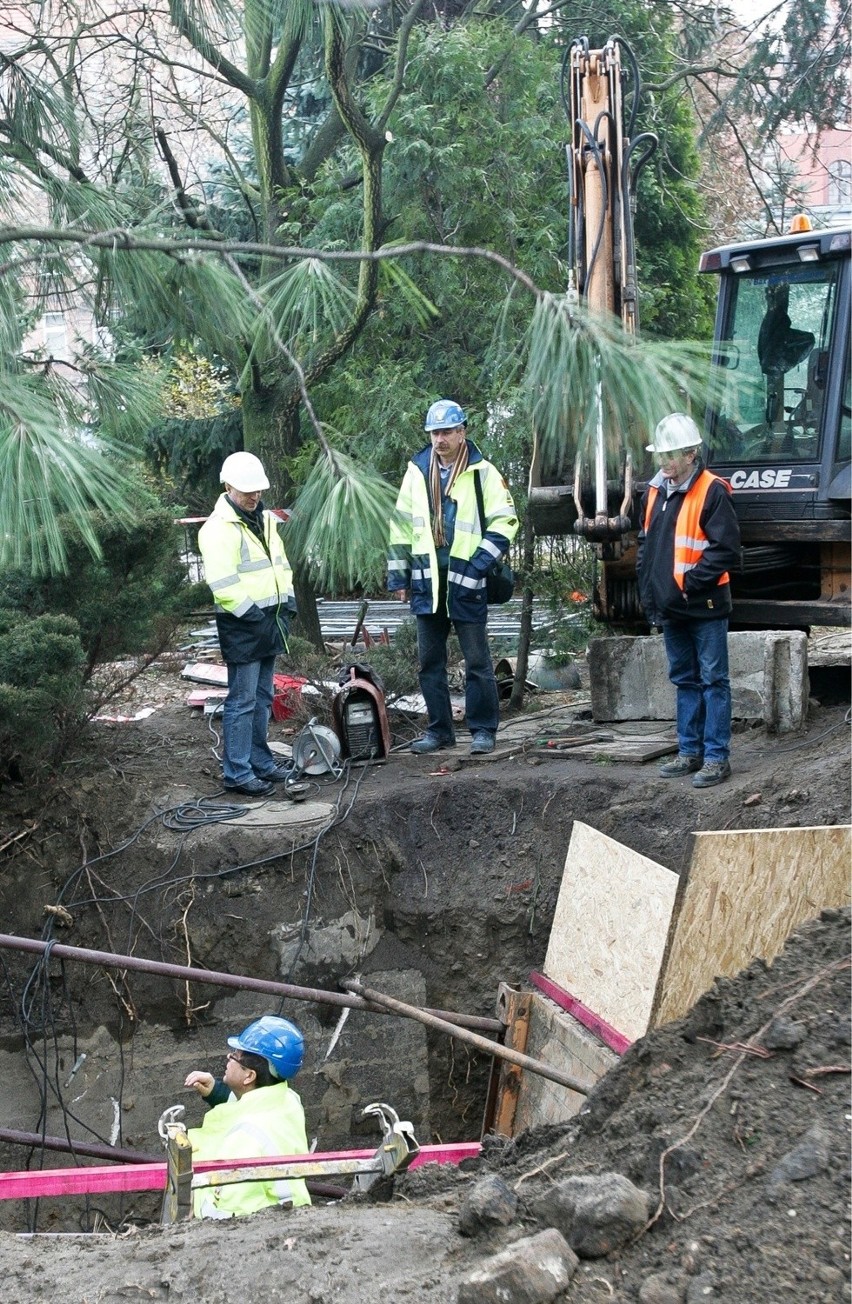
[457,1175,518,1236]
[456,1227,578,1304]
[685,1273,718,1301]
[638,1273,687,1304]
[531,1171,650,1257]
[763,1016,808,1050]
[765,1122,831,1200]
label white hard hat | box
[646,413,702,454]
[220,451,270,492]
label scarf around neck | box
[430,441,469,547]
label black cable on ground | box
[10,752,382,1230]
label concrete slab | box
[218,799,334,830]
[513,994,619,1131]
[588,630,809,732]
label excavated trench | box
[0,675,849,1238]
[0,745,676,1233]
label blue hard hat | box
[228,1015,304,1081]
[424,399,467,431]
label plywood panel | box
[543,822,679,1042]
[654,825,851,1027]
[513,994,618,1133]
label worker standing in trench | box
[637,413,742,789]
[387,399,518,756]
[198,452,294,797]
[183,1015,311,1218]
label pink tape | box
[529,971,632,1056]
[0,1142,482,1201]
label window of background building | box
[827,159,852,208]
[42,310,69,361]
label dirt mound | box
[0,910,847,1303]
[0,655,848,1300]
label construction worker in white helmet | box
[198,452,294,796]
[637,414,741,789]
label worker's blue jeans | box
[662,618,731,763]
[222,655,277,785]
[416,607,499,742]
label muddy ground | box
[0,640,848,1302]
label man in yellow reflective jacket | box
[184,1015,311,1219]
[388,400,518,756]
[198,452,294,796]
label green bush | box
[0,498,195,680]
[0,491,197,776]
[0,611,85,777]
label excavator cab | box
[701,225,851,625]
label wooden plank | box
[513,994,619,1133]
[543,821,679,1042]
[490,986,533,1138]
[531,737,677,763]
[653,824,852,1028]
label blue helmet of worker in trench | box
[424,399,467,431]
[228,1015,304,1081]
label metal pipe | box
[0,935,502,1034]
[342,979,589,1096]
[0,1128,157,1165]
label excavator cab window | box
[708,262,840,464]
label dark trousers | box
[415,572,499,740]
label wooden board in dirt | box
[530,735,678,763]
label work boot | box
[470,731,495,755]
[410,734,455,755]
[692,759,731,788]
[224,776,274,797]
[658,754,703,778]
[260,762,294,783]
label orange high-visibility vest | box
[644,470,730,591]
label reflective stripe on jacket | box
[637,466,741,624]
[198,495,293,663]
[643,471,730,590]
[187,1081,311,1219]
[199,494,293,617]
[387,442,518,623]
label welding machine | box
[332,663,390,762]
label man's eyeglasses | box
[226,1051,247,1067]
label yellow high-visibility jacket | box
[387,442,518,623]
[198,494,294,663]
[187,1081,311,1219]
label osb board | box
[543,822,679,1042]
[653,824,851,1028]
[513,994,619,1134]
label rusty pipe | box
[0,1127,157,1165]
[342,979,589,1095]
[0,934,502,1034]
[0,1130,346,1199]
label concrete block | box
[513,996,620,1132]
[456,1227,578,1303]
[588,631,809,732]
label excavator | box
[528,36,851,629]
